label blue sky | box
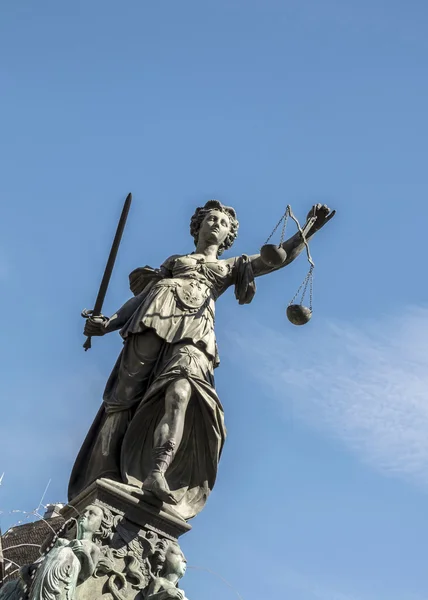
[1,0,428,598]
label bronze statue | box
[69,200,335,520]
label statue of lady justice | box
[69,200,335,520]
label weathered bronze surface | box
[260,243,287,267]
[287,304,313,325]
[69,200,335,522]
[0,199,334,600]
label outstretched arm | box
[248,204,335,278]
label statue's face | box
[78,504,103,534]
[198,209,231,248]
[165,544,187,578]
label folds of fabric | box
[121,341,226,520]
[68,255,254,519]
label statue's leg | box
[70,331,164,495]
[155,378,192,447]
[142,378,191,505]
[101,330,164,459]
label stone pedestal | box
[0,479,192,600]
[61,479,191,600]
[62,478,191,540]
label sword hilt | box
[81,309,107,351]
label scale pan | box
[287,304,312,326]
[260,244,287,267]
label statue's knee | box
[166,379,191,413]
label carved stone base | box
[62,478,191,540]
[63,479,191,600]
[0,479,192,600]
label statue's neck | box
[164,573,179,585]
[77,526,93,541]
[194,242,218,261]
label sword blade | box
[93,192,132,315]
[83,192,132,350]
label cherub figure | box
[147,541,188,600]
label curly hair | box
[93,505,115,541]
[190,200,239,256]
[150,539,170,577]
[150,539,186,578]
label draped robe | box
[68,254,255,520]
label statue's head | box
[78,505,103,534]
[77,504,114,540]
[164,542,187,579]
[152,540,187,580]
[190,200,239,256]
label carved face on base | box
[77,504,104,535]
[164,543,187,579]
[198,210,231,250]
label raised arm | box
[248,203,335,278]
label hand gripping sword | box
[81,193,132,351]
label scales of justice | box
[1,197,335,600]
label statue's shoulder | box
[223,254,250,275]
[129,265,164,296]
[160,254,182,270]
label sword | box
[81,193,132,351]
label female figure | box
[146,542,188,600]
[29,505,112,600]
[69,200,334,520]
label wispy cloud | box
[227,306,428,485]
